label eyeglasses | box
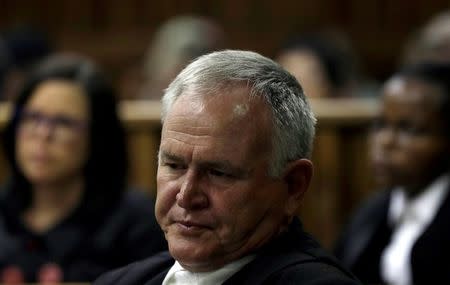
[18,109,88,142]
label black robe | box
[0,189,167,282]
[334,188,450,285]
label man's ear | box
[282,158,313,216]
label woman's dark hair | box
[394,61,450,137]
[2,53,127,214]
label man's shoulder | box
[272,237,361,284]
[93,251,174,285]
[267,260,362,284]
[225,220,361,284]
[225,245,361,284]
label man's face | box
[370,77,450,194]
[156,87,291,272]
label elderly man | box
[94,50,360,284]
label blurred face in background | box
[276,50,333,98]
[370,76,450,196]
[16,80,90,187]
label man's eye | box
[208,169,229,177]
[165,162,184,170]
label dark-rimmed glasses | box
[18,109,88,143]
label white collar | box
[162,255,255,285]
[388,174,450,227]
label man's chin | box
[168,239,219,272]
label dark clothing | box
[0,189,167,282]
[94,218,361,285]
[334,188,450,285]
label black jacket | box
[94,218,361,285]
[334,188,450,285]
[0,189,167,282]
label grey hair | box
[161,50,316,177]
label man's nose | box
[176,169,209,210]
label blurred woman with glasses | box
[0,54,167,283]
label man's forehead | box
[169,86,264,120]
[162,87,272,146]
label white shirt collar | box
[381,174,450,285]
[388,174,450,227]
[162,255,255,285]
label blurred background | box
[1,0,449,93]
[1,0,450,249]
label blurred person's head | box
[138,15,226,100]
[370,62,450,197]
[156,50,315,271]
[1,27,52,101]
[275,33,357,98]
[402,10,450,65]
[3,53,127,213]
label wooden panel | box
[301,128,342,248]
[126,128,160,194]
[1,0,449,81]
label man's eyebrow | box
[201,160,235,170]
[201,160,251,177]
[159,151,184,162]
[159,152,251,176]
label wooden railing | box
[0,97,380,248]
